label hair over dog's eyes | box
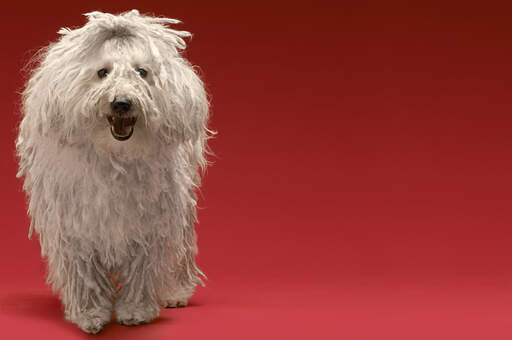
[97,68,108,78]
[136,68,148,78]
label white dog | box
[16,10,210,333]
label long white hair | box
[15,10,211,322]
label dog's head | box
[20,10,209,158]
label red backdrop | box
[2,1,512,339]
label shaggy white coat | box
[16,10,210,333]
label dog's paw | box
[75,315,108,334]
[116,302,160,326]
[66,309,112,334]
[162,285,194,308]
[165,298,188,308]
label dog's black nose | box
[111,98,132,114]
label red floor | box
[3,274,512,339]
[3,1,512,339]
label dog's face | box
[89,36,159,157]
[21,10,209,159]
[96,38,148,142]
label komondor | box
[16,10,211,333]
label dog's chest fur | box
[23,136,190,265]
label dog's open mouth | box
[107,116,137,141]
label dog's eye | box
[136,68,148,78]
[97,68,108,78]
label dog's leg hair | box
[49,249,114,334]
[115,243,161,326]
[164,221,204,308]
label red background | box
[2,1,512,339]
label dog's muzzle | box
[107,98,137,141]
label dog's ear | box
[21,29,99,140]
[129,19,206,144]
[153,57,209,145]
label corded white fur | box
[16,10,211,333]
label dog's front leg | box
[54,254,114,334]
[115,249,161,326]
[163,226,203,308]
